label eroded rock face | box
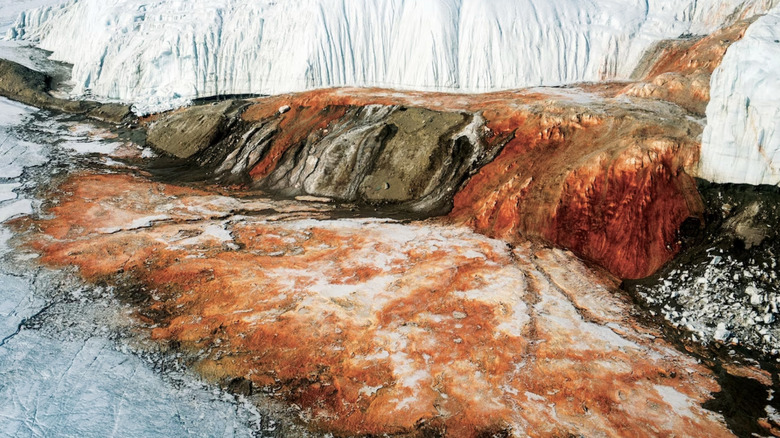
[449,96,704,280]
[146,100,244,159]
[186,97,495,216]
[4,8,760,281]
[14,171,735,437]
[161,87,702,279]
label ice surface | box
[0,273,45,342]
[0,97,35,126]
[0,98,47,179]
[0,199,33,222]
[8,0,777,113]
[58,139,121,155]
[0,334,259,437]
[0,97,46,179]
[0,183,20,203]
[700,6,780,186]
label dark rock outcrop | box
[172,98,498,216]
[0,59,131,123]
[176,88,704,279]
[146,100,243,159]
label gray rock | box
[0,59,132,123]
[146,101,236,159]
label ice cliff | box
[700,6,780,186]
[8,0,777,113]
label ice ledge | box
[699,6,780,186]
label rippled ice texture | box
[8,0,778,113]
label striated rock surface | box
[14,170,736,437]
[169,87,704,279]
[447,94,704,280]
[188,95,497,216]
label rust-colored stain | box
[246,102,348,180]
[451,102,702,279]
[642,19,753,79]
[619,18,756,115]
[233,70,709,280]
[228,17,753,281]
[13,171,735,437]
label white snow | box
[8,0,776,113]
[714,322,731,341]
[0,199,33,223]
[700,6,780,186]
[653,385,696,418]
[58,139,121,155]
[175,222,236,247]
[768,405,780,423]
[0,183,20,203]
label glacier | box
[7,0,779,113]
[0,0,66,33]
[699,5,780,186]
[0,0,69,73]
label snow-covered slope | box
[8,0,777,112]
[699,6,780,186]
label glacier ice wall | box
[700,6,780,186]
[8,0,777,112]
[0,0,65,34]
